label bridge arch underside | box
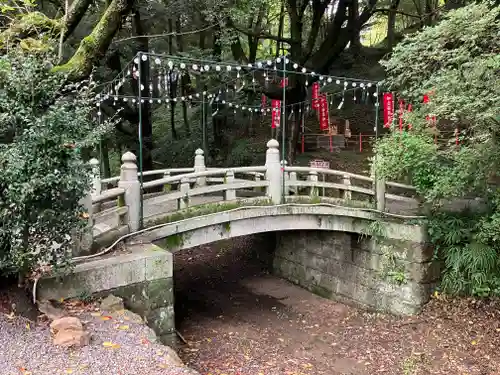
[138,204,438,317]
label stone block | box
[147,306,175,336]
[113,278,174,315]
[38,243,172,301]
[273,230,438,316]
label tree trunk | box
[101,139,111,178]
[54,0,136,80]
[133,8,153,173]
[175,17,184,52]
[275,0,285,59]
[387,0,401,51]
[168,18,173,54]
[64,0,93,40]
[181,74,191,136]
[170,103,177,139]
[348,0,362,56]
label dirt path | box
[174,236,500,375]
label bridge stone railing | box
[87,139,418,248]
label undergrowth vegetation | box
[0,50,111,279]
[374,3,500,297]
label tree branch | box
[64,0,93,40]
[303,0,330,61]
[374,4,445,18]
[53,0,136,81]
[228,18,298,45]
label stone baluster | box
[254,173,262,193]
[343,174,352,200]
[376,177,386,212]
[281,160,289,195]
[289,171,298,195]
[194,148,206,186]
[76,177,94,255]
[179,177,190,210]
[118,152,141,232]
[265,139,282,204]
[308,170,319,198]
[163,171,171,192]
[225,170,236,201]
[89,158,101,196]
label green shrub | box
[374,3,500,296]
[0,51,109,279]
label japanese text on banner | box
[319,94,329,131]
[271,99,281,128]
[312,82,320,110]
[383,92,394,128]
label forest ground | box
[175,236,500,375]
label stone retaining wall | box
[38,243,176,343]
[273,230,440,315]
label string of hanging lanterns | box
[96,52,380,106]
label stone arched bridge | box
[39,139,440,344]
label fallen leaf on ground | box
[102,341,120,349]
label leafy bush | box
[0,51,108,279]
[374,3,500,296]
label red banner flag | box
[312,82,320,110]
[271,100,281,128]
[280,78,289,88]
[319,94,329,131]
[383,93,394,128]
[261,94,267,109]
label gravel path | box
[0,307,199,375]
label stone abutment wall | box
[273,230,440,315]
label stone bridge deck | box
[87,140,421,249]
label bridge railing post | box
[179,177,190,209]
[343,174,352,200]
[89,158,101,196]
[118,152,141,232]
[194,148,206,187]
[163,171,171,192]
[376,177,386,211]
[254,173,262,193]
[289,171,298,195]
[76,162,95,255]
[225,170,236,201]
[281,160,289,195]
[265,139,282,204]
[308,170,319,198]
